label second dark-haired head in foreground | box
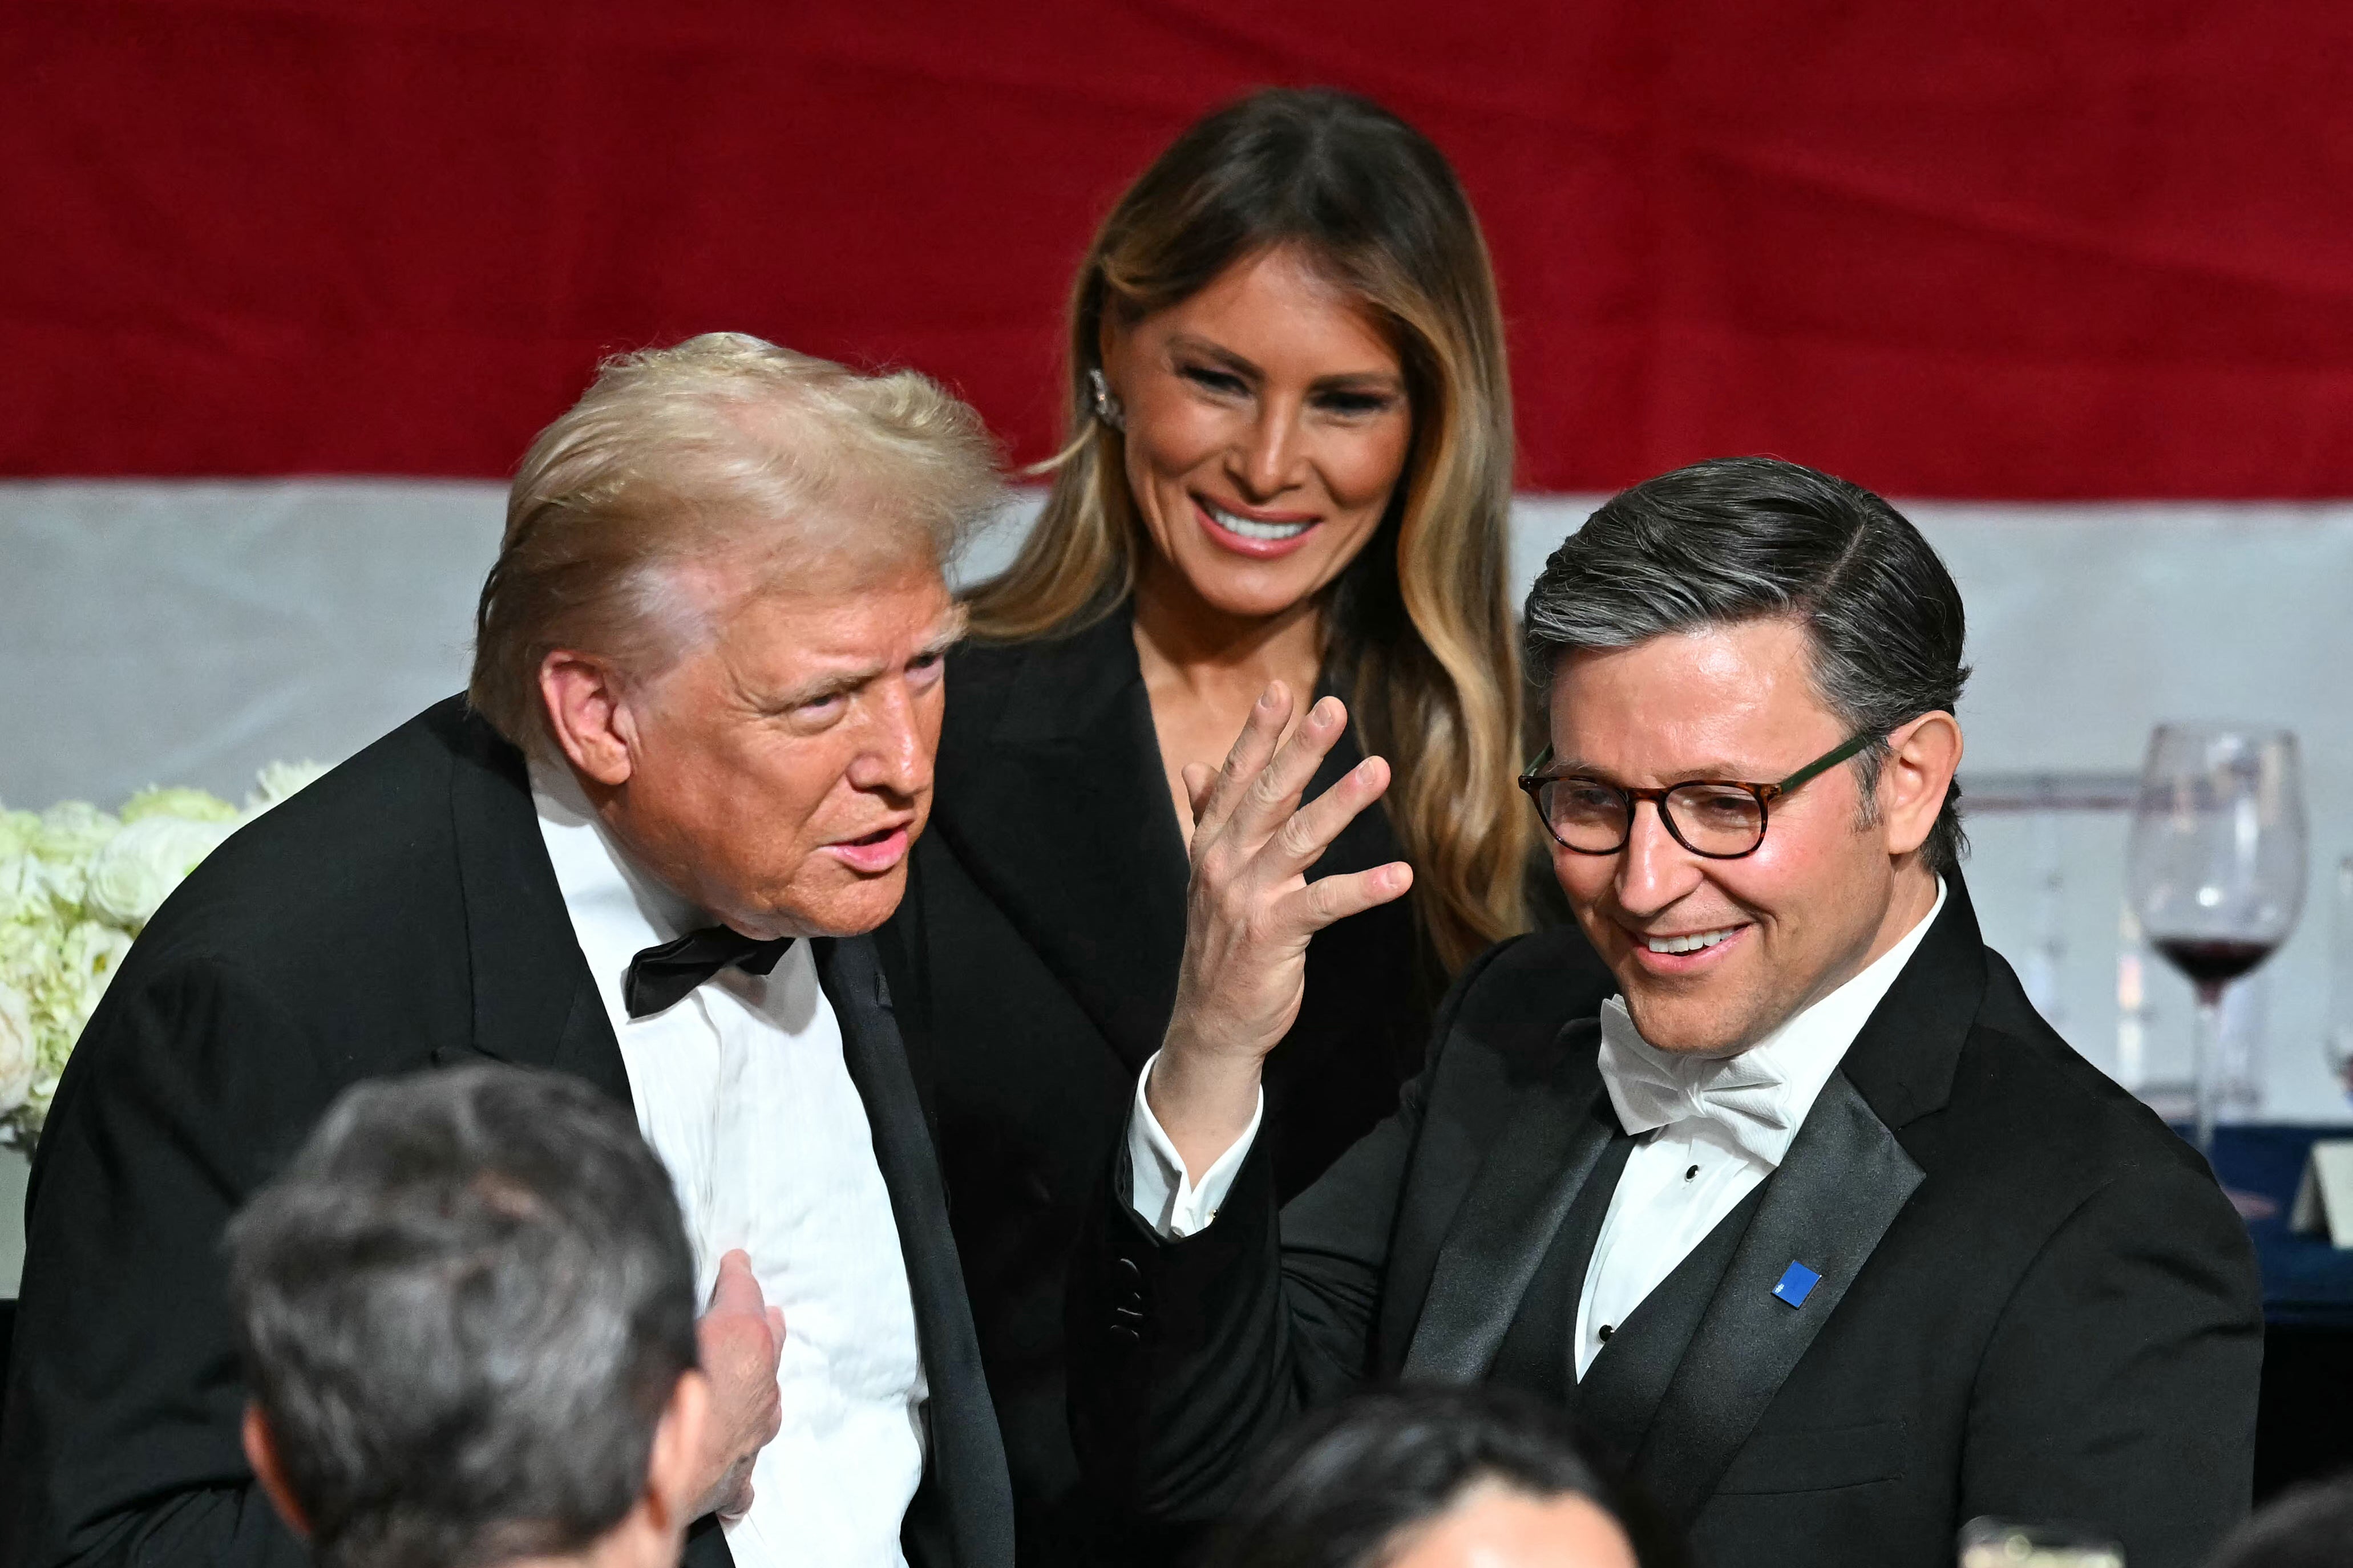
[227,1064,705,1568]
[1202,1388,1677,1568]
[2203,1477,2353,1568]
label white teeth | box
[1645,928,1738,955]
[1207,504,1312,541]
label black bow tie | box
[624,926,795,1019]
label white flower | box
[0,917,58,984]
[30,801,120,910]
[60,920,134,1023]
[35,801,122,863]
[0,807,39,860]
[0,980,35,1117]
[244,760,330,816]
[0,765,335,1144]
[122,786,239,825]
[0,853,45,923]
[84,815,235,931]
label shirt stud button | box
[1685,1164,1699,1181]
[1598,1324,1614,1342]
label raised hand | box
[689,1249,786,1521]
[1147,683,1413,1180]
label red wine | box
[2153,937,2277,990]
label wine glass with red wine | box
[2126,725,2307,1154]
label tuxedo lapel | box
[817,935,1013,1568]
[1630,1072,1924,1523]
[436,702,629,1105]
[929,614,1190,1072]
[1487,1133,1635,1403]
[1402,1035,1623,1383]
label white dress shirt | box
[1127,1066,1263,1239]
[1127,880,1945,1382]
[532,763,928,1568]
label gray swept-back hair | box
[226,1065,697,1568]
[1522,456,1970,874]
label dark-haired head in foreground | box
[1201,1388,1676,1568]
[2204,1477,2353,1568]
[225,1064,707,1568]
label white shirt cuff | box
[1124,1050,1263,1240]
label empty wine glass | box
[2126,725,2306,1154]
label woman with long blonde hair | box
[879,87,1608,1566]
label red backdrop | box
[6,1,2351,496]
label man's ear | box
[643,1367,714,1535]
[242,1403,312,1541]
[1875,711,1963,858]
[539,651,639,787]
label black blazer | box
[1069,878,2264,1568]
[0,697,1014,1568]
[882,609,1468,1565]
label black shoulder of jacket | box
[1910,946,2231,1219]
[1432,925,1616,1085]
[117,697,484,1004]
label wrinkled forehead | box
[623,530,957,698]
[722,553,959,651]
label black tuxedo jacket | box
[0,698,1014,1568]
[882,609,1538,1565]
[1070,880,2263,1568]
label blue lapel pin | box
[1772,1261,1821,1308]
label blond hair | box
[965,90,1529,971]
[470,332,1002,755]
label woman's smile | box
[1194,493,1324,558]
[1105,246,1412,623]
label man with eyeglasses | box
[1066,456,2261,1568]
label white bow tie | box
[1595,997,1797,1168]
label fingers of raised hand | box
[1192,683,1294,843]
[1182,762,1217,825]
[1228,694,1349,846]
[1286,860,1414,933]
[1270,752,1392,873]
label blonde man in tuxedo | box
[3,334,1014,1568]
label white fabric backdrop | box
[3,481,2348,1247]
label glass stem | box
[2192,986,2226,1156]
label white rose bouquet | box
[0,760,331,1147]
